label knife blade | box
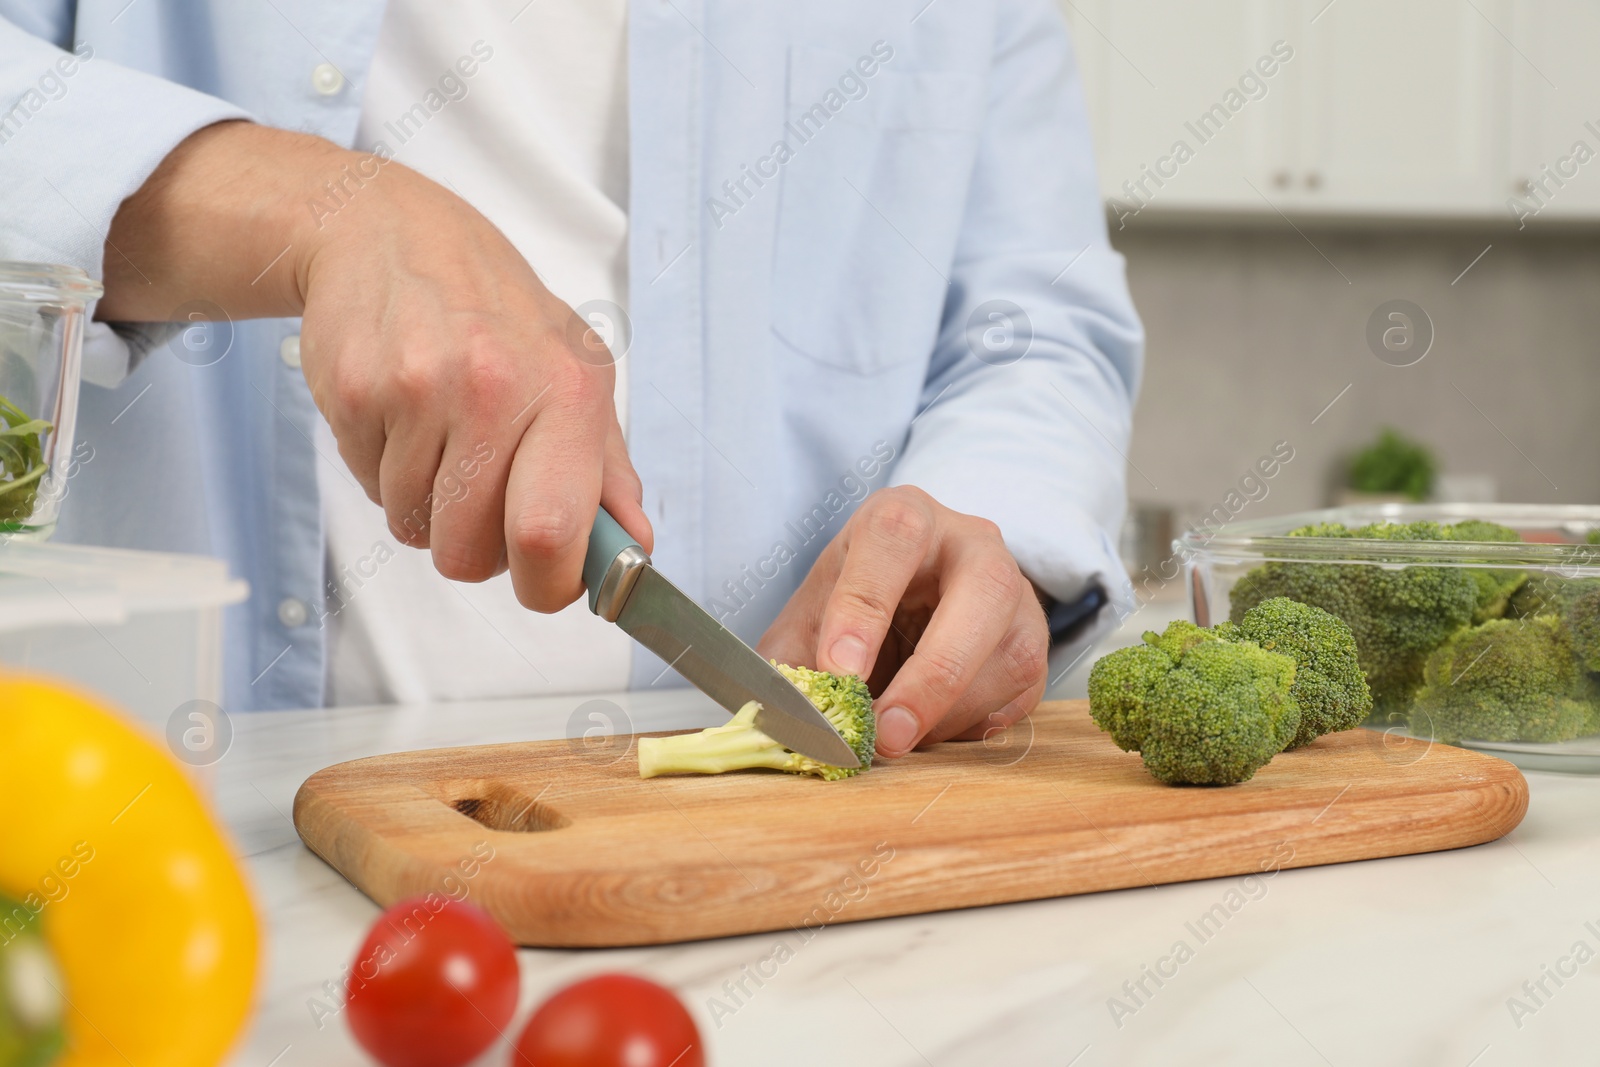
[582,508,861,768]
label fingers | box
[937,597,1050,745]
[376,409,446,549]
[503,357,613,612]
[426,433,512,581]
[307,335,386,505]
[598,414,653,555]
[815,491,934,680]
[872,523,1031,756]
[762,485,1051,758]
[756,536,845,670]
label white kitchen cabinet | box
[1064,0,1302,222]
[1504,0,1600,224]
[1060,0,1595,221]
[1291,0,1507,215]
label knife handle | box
[584,506,650,620]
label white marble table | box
[220,690,1599,1067]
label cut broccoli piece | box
[1509,575,1600,674]
[1086,642,1169,752]
[1443,520,1527,624]
[1089,619,1300,785]
[0,893,65,1067]
[637,664,874,780]
[1233,597,1373,748]
[1569,592,1600,675]
[1145,618,1224,659]
[1142,642,1301,785]
[1229,521,1478,719]
[1411,616,1596,743]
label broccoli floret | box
[1229,521,1478,719]
[1144,618,1224,659]
[1569,593,1600,675]
[1443,520,1526,624]
[1087,642,1169,752]
[0,892,65,1067]
[1347,428,1436,501]
[637,664,874,780]
[1089,620,1300,785]
[1142,642,1301,785]
[1411,616,1595,743]
[1233,597,1373,748]
[1509,575,1600,673]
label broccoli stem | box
[638,704,799,778]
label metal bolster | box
[593,545,650,622]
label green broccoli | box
[1089,620,1301,785]
[1411,616,1598,743]
[1347,428,1437,501]
[0,893,65,1067]
[1086,641,1169,752]
[1444,520,1527,624]
[1509,574,1600,674]
[1229,521,1478,719]
[637,664,874,780]
[1231,597,1373,748]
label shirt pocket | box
[770,44,985,376]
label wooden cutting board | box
[292,700,1527,947]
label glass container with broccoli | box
[0,263,99,538]
[1181,504,1600,772]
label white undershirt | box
[316,0,633,705]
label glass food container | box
[0,262,99,538]
[1179,503,1600,773]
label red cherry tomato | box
[513,973,704,1067]
[345,895,520,1067]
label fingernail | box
[877,706,918,756]
[829,635,868,677]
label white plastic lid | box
[0,540,248,633]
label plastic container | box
[0,261,99,538]
[1180,503,1600,773]
[0,540,247,734]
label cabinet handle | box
[1305,171,1324,190]
[1272,169,1293,189]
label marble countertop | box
[221,689,1600,1067]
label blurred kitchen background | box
[1052,0,1599,692]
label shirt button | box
[278,597,309,628]
[311,63,345,96]
[279,334,302,368]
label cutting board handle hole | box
[426,779,569,833]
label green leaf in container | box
[0,893,66,1067]
[0,394,49,529]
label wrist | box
[100,121,353,321]
[282,141,387,312]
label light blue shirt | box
[0,0,1143,711]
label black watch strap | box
[1039,583,1107,648]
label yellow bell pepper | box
[0,676,259,1067]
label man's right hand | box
[99,121,651,611]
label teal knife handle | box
[584,506,645,615]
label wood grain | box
[292,700,1528,947]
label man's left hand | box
[758,486,1050,758]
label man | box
[0,0,1142,759]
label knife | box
[582,507,861,769]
